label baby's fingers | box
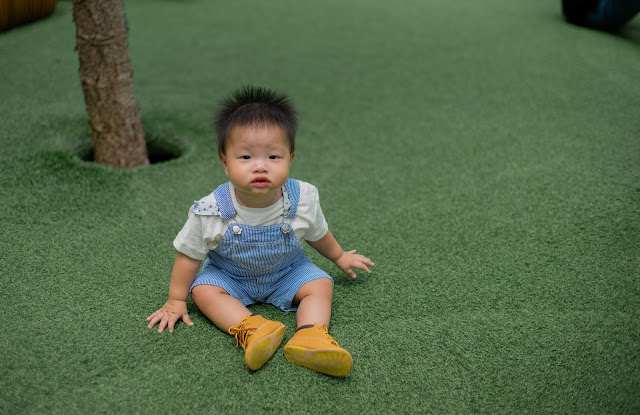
[355,256,375,272]
[181,313,194,327]
[157,314,171,333]
[344,263,370,279]
[345,269,357,279]
[359,264,372,274]
[147,311,163,328]
[166,314,182,333]
[352,263,371,275]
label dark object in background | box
[0,0,58,31]
[562,0,640,30]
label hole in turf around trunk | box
[76,133,185,166]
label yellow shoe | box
[228,315,285,371]
[284,324,353,376]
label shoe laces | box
[228,318,256,350]
[319,324,339,346]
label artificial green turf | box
[1,0,639,413]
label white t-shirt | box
[173,180,329,261]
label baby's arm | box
[307,230,374,278]
[147,252,202,332]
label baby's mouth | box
[252,177,270,187]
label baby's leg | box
[191,285,251,331]
[293,278,333,328]
[286,278,352,376]
[191,285,285,371]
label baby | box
[147,86,374,376]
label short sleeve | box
[297,181,329,242]
[173,211,210,261]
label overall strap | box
[213,182,236,221]
[283,178,300,218]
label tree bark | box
[72,0,149,168]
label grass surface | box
[1,0,639,413]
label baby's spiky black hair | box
[213,85,298,154]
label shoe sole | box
[245,324,286,370]
[284,345,353,376]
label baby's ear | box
[290,152,295,162]
[219,153,229,174]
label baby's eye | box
[240,155,251,160]
[269,155,280,160]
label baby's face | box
[219,124,294,208]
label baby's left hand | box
[335,250,374,278]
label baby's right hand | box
[146,299,194,333]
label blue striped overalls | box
[190,179,333,312]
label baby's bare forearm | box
[307,230,343,262]
[168,252,202,301]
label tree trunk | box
[72,0,149,168]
